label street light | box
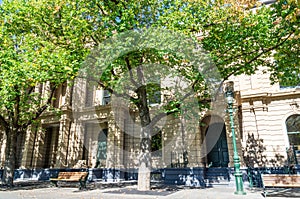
[225,81,246,195]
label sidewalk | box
[0,183,299,199]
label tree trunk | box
[138,159,151,190]
[137,134,151,191]
[136,84,152,191]
[2,130,18,187]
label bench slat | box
[262,174,300,188]
[50,171,88,190]
[51,172,88,182]
[263,183,300,188]
[261,174,300,197]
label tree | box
[0,1,85,186]
[81,28,216,190]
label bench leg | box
[50,181,58,187]
[263,189,267,198]
[79,179,86,190]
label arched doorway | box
[206,122,229,167]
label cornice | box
[240,89,300,102]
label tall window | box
[151,130,162,157]
[286,114,300,149]
[103,90,111,105]
[286,114,300,164]
[151,130,162,152]
[50,83,60,108]
[85,83,94,107]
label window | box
[103,90,111,105]
[85,83,94,107]
[151,130,162,153]
[50,83,60,108]
[286,114,300,164]
[286,114,300,146]
[147,77,161,105]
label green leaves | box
[0,0,298,132]
[0,0,86,129]
[268,0,300,86]
[156,0,299,85]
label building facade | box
[0,68,299,182]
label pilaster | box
[107,110,124,169]
[55,114,72,168]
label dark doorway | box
[95,129,108,168]
[43,127,59,168]
[206,123,229,167]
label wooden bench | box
[50,171,89,190]
[261,174,300,197]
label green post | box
[225,81,246,195]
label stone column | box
[55,115,72,168]
[20,126,38,168]
[67,121,84,167]
[106,110,124,169]
[34,127,46,168]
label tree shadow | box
[243,133,267,168]
[243,133,291,188]
[0,181,51,191]
[243,132,286,168]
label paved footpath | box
[1,185,299,199]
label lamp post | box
[225,81,246,195]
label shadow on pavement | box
[0,181,51,191]
[262,188,300,198]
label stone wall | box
[233,68,300,167]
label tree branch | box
[22,84,57,129]
[223,31,294,80]
[26,86,35,96]
[125,56,139,88]
[96,3,108,16]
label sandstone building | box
[0,68,299,183]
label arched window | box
[286,114,300,147]
[285,114,300,163]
